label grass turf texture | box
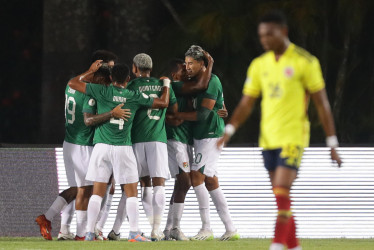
[1,238,374,250]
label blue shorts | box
[262,145,304,172]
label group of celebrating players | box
[35,10,342,250]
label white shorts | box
[167,139,193,178]
[192,138,222,177]
[63,141,93,187]
[86,143,139,185]
[133,141,169,179]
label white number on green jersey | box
[65,95,76,124]
[147,94,160,120]
[110,118,125,130]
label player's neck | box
[274,39,290,60]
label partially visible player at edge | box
[35,50,128,241]
[217,10,343,250]
[69,60,170,242]
[174,45,239,241]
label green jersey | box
[64,85,96,146]
[192,74,225,139]
[85,83,154,146]
[127,77,177,143]
[166,81,193,145]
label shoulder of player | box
[292,45,316,63]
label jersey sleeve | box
[242,59,261,97]
[82,95,97,114]
[85,83,106,102]
[201,76,220,100]
[303,57,325,93]
[169,86,177,106]
[133,91,154,108]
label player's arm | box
[217,95,257,148]
[151,78,171,108]
[311,89,342,167]
[83,104,131,127]
[166,102,183,126]
[177,51,214,95]
[217,103,228,118]
[68,60,103,93]
[174,98,216,121]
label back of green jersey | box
[64,84,95,146]
[127,77,177,143]
[85,83,154,146]
[193,74,225,139]
[166,81,193,145]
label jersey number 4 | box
[65,95,76,124]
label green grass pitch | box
[1,238,374,250]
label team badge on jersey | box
[284,67,294,79]
[88,98,96,106]
[183,162,188,168]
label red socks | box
[286,216,299,249]
[272,186,292,245]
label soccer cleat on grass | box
[57,231,75,240]
[170,227,189,241]
[150,229,165,241]
[107,230,121,241]
[95,228,107,241]
[35,215,52,240]
[220,230,240,241]
[74,235,85,241]
[128,231,151,242]
[162,229,174,241]
[269,243,285,250]
[84,232,96,241]
[190,228,214,241]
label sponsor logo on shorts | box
[183,162,188,168]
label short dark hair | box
[185,45,208,66]
[111,63,130,83]
[168,58,184,74]
[259,10,287,26]
[91,50,118,63]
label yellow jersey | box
[242,43,325,149]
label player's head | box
[258,10,288,52]
[132,53,152,77]
[111,63,131,87]
[91,50,118,85]
[185,45,206,78]
[168,58,187,81]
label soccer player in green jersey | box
[217,11,342,250]
[174,45,238,241]
[124,53,177,241]
[35,50,127,241]
[68,60,170,242]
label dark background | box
[1,0,374,145]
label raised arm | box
[83,104,131,127]
[217,95,257,148]
[68,60,103,94]
[174,97,216,121]
[311,88,342,166]
[178,51,214,95]
[151,78,171,108]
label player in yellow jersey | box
[217,10,342,250]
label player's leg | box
[108,186,127,241]
[95,179,115,240]
[113,145,149,242]
[163,184,175,240]
[75,185,92,240]
[58,201,75,240]
[84,143,113,241]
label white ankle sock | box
[45,196,68,221]
[141,186,153,226]
[209,187,235,232]
[96,194,113,231]
[76,210,87,237]
[112,192,127,234]
[86,195,103,233]
[126,197,139,232]
[193,184,210,230]
[164,203,173,231]
[152,186,165,232]
[270,243,285,250]
[60,201,75,234]
[172,203,184,229]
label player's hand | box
[331,148,343,168]
[203,50,214,64]
[89,60,103,73]
[217,108,228,118]
[111,104,131,121]
[217,133,230,149]
[166,114,184,126]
